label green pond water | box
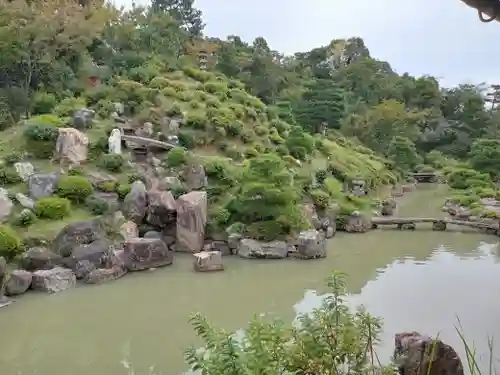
[1,184,499,374]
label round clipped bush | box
[165,147,187,167]
[0,225,23,259]
[98,154,125,172]
[56,175,94,202]
[34,197,71,220]
[116,184,132,200]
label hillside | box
[0,0,499,248]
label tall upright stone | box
[176,191,207,252]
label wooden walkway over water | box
[371,216,499,233]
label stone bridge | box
[121,135,182,150]
[371,216,499,233]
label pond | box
[1,184,499,374]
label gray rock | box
[237,239,288,259]
[181,164,207,190]
[0,256,6,285]
[123,180,148,223]
[14,162,34,182]
[74,260,96,279]
[52,220,106,257]
[325,226,335,238]
[32,267,76,293]
[28,172,59,200]
[210,240,231,256]
[146,189,176,227]
[144,231,162,239]
[84,266,126,284]
[296,230,326,259]
[15,193,34,209]
[4,270,32,296]
[66,239,112,272]
[193,251,224,272]
[123,237,173,271]
[0,188,13,223]
[227,233,242,250]
[72,108,95,129]
[394,332,464,375]
[21,247,62,271]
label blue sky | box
[118,0,500,88]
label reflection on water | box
[296,242,500,372]
[2,185,500,375]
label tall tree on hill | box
[292,79,346,133]
[150,0,204,38]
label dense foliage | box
[0,0,498,372]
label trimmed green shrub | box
[56,176,93,202]
[116,184,131,199]
[34,197,71,220]
[98,154,125,172]
[0,225,23,259]
[165,147,187,167]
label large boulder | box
[0,188,13,223]
[64,239,112,276]
[394,332,464,375]
[54,127,89,165]
[119,220,138,240]
[84,266,127,284]
[72,108,95,129]
[237,239,288,259]
[14,161,34,182]
[52,220,106,257]
[15,192,35,209]
[345,212,372,233]
[123,180,148,223]
[296,230,326,259]
[32,267,76,293]
[146,189,176,227]
[0,256,7,286]
[181,164,207,190]
[176,191,207,252]
[381,199,397,216]
[4,270,32,296]
[193,251,224,272]
[123,237,173,271]
[21,247,62,271]
[28,172,60,200]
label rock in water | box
[21,247,62,271]
[394,332,464,375]
[32,267,76,293]
[176,191,207,252]
[0,188,13,223]
[4,270,32,296]
[296,229,326,259]
[123,237,173,271]
[193,251,224,272]
[237,239,288,259]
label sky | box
[117,0,500,88]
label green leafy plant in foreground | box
[184,271,389,375]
